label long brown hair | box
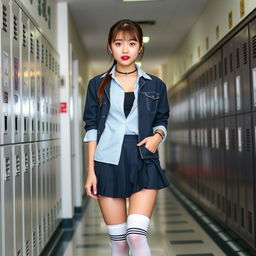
[97,19,144,105]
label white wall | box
[165,0,256,87]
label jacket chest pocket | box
[143,91,160,113]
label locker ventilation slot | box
[25,153,29,173]
[252,35,256,59]
[16,155,20,176]
[231,129,236,150]
[2,4,7,32]
[32,152,36,165]
[41,44,44,63]
[26,240,30,256]
[46,49,48,67]
[48,213,50,230]
[246,128,251,152]
[229,53,233,72]
[218,61,222,78]
[38,150,41,164]
[243,42,247,64]
[33,231,36,249]
[5,157,11,180]
[36,40,40,59]
[224,57,227,75]
[13,15,18,40]
[49,53,52,70]
[236,48,240,68]
[17,249,21,256]
[248,211,253,234]
[43,217,46,235]
[214,65,217,80]
[23,24,26,48]
[227,200,231,218]
[234,203,237,222]
[39,224,42,244]
[241,207,244,227]
[52,57,54,72]
[30,33,34,54]
[210,68,213,82]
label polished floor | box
[51,183,238,256]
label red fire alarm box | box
[60,102,67,113]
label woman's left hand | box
[137,134,162,153]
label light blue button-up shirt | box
[83,63,167,165]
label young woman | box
[83,19,170,256]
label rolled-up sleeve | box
[83,129,97,142]
[153,125,167,143]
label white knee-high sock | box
[106,222,129,256]
[126,214,151,256]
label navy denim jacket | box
[83,73,170,160]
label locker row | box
[0,140,61,256]
[0,0,60,146]
[170,18,256,124]
[168,16,256,250]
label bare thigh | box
[98,195,127,225]
[128,189,158,218]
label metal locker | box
[57,141,61,224]
[222,39,236,116]
[35,29,41,142]
[243,113,254,246]
[249,19,256,112]
[0,146,2,256]
[234,26,251,114]
[13,144,23,256]
[2,145,15,256]
[44,42,50,141]
[52,142,57,229]
[37,142,43,254]
[41,37,46,141]
[29,21,36,142]
[30,143,37,256]
[1,0,12,145]
[11,1,21,143]
[46,141,52,238]
[22,143,31,256]
[20,9,30,143]
[236,114,247,237]
[224,115,239,233]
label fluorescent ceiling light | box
[143,36,150,43]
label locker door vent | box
[55,59,57,75]
[227,200,231,217]
[231,129,236,150]
[248,211,253,234]
[16,155,20,176]
[24,153,29,173]
[229,53,233,72]
[33,231,36,249]
[49,53,52,70]
[36,39,40,59]
[39,224,42,244]
[52,56,54,72]
[38,149,41,164]
[46,147,49,161]
[41,44,44,63]
[43,217,46,235]
[252,35,256,59]
[32,151,36,166]
[246,128,251,152]
[234,203,238,222]
[217,194,221,209]
[58,63,60,76]
[45,49,48,67]
[5,157,11,180]
[48,212,50,230]
[241,207,245,227]
[210,68,213,82]
[17,249,21,256]
[30,33,34,54]
[22,24,26,48]
[224,57,227,76]
[2,4,7,32]
[242,42,248,64]
[218,61,222,78]
[13,14,18,40]
[26,240,30,256]
[214,64,217,80]
[236,48,240,69]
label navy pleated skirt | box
[94,135,169,198]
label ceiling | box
[58,0,210,74]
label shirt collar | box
[100,63,152,80]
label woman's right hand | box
[84,168,99,200]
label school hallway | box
[2,0,256,256]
